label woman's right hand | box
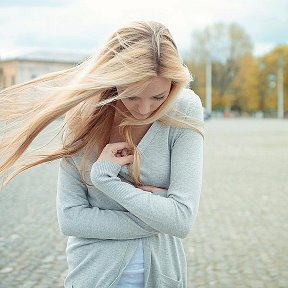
[97,142,134,166]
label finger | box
[139,185,152,189]
[136,185,150,191]
[107,142,133,154]
[127,154,134,163]
[121,148,128,156]
[118,154,134,166]
[138,186,154,192]
[137,185,167,193]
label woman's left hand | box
[137,185,167,193]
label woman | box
[0,21,204,287]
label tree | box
[230,54,260,113]
[257,45,288,114]
[186,22,253,110]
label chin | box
[135,115,149,119]
[132,112,151,119]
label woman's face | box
[116,76,172,120]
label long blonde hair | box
[0,20,204,188]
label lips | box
[134,111,151,117]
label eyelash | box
[127,96,165,101]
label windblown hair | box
[0,20,204,188]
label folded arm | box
[90,95,204,239]
[56,156,159,239]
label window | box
[0,69,3,89]
[11,75,15,85]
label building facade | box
[0,50,88,89]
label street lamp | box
[277,55,284,119]
[266,55,285,119]
[267,73,276,89]
[205,58,212,117]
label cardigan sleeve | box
[90,93,204,239]
[56,156,159,239]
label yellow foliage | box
[184,44,288,114]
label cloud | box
[0,0,287,58]
[254,42,279,57]
[0,0,70,7]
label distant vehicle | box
[203,107,211,120]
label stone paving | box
[0,118,287,288]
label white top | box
[116,239,144,287]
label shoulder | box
[171,88,204,121]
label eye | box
[126,96,166,101]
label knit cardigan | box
[56,88,204,288]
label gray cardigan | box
[56,88,204,288]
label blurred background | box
[0,0,287,119]
[0,0,287,288]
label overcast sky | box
[0,0,287,59]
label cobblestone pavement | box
[0,118,287,288]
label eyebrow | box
[129,90,170,99]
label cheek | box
[121,100,133,111]
[155,101,165,107]
[153,100,166,110]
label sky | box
[0,0,287,59]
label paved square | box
[1,118,287,288]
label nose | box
[137,103,151,115]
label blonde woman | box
[0,21,204,288]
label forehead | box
[118,76,172,98]
[142,77,171,94]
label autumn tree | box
[257,45,288,114]
[186,22,253,110]
[230,54,260,113]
